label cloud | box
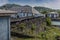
[0,0,60,9]
[0,0,8,6]
[38,0,60,9]
[14,0,60,9]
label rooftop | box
[7,6,41,14]
[49,12,58,14]
[32,8,40,14]
[0,9,17,16]
[0,9,17,13]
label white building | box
[46,12,59,18]
[9,6,44,18]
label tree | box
[57,10,60,14]
[46,17,51,26]
[31,23,36,34]
[41,10,48,14]
[17,23,26,32]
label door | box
[0,17,9,40]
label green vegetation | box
[11,17,60,40]
[31,23,36,34]
[17,23,26,32]
[41,10,48,14]
[0,4,21,10]
[11,26,60,40]
[46,17,51,26]
[11,19,60,40]
[43,26,60,40]
[34,7,57,13]
[57,10,60,14]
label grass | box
[11,26,60,40]
[39,26,60,40]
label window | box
[51,14,54,18]
[25,13,27,17]
[17,13,23,17]
[28,13,32,16]
[17,15,19,18]
[34,14,39,17]
[11,14,17,18]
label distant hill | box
[0,4,21,10]
[0,4,60,14]
[34,7,57,13]
[0,4,32,13]
[0,4,32,10]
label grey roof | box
[48,12,58,14]
[7,6,44,16]
[0,9,17,16]
[0,9,17,13]
[8,6,32,13]
[32,8,40,14]
[8,6,41,14]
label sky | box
[0,0,60,9]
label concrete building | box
[8,6,44,18]
[0,9,17,40]
[46,12,59,18]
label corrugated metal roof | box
[8,6,32,13]
[8,6,44,16]
[32,8,40,14]
[0,9,17,16]
[49,12,58,14]
[8,6,40,14]
[0,9,17,13]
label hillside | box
[34,7,57,13]
[0,4,31,10]
[0,4,21,10]
[0,4,58,13]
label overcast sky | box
[0,0,60,9]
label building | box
[0,9,17,40]
[46,12,60,26]
[32,8,45,17]
[46,12,59,18]
[51,18,60,26]
[9,6,32,18]
[8,6,44,18]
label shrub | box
[46,17,51,26]
[31,23,36,33]
[17,23,26,31]
[41,10,48,14]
